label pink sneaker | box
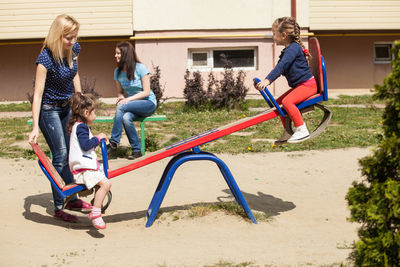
[54,210,78,223]
[65,199,93,213]
[88,211,102,220]
[89,214,106,230]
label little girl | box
[256,17,317,144]
[67,92,111,230]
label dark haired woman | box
[107,41,157,160]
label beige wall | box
[133,0,309,31]
[0,40,122,101]
[317,35,394,90]
[0,0,133,40]
[134,29,309,99]
[310,0,400,30]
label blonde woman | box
[28,14,92,222]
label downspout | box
[291,0,296,19]
[271,0,295,95]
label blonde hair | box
[273,17,310,62]
[42,14,80,68]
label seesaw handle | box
[253,78,285,117]
[100,139,109,178]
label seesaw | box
[31,37,331,227]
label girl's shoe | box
[88,213,106,230]
[54,210,78,223]
[287,123,310,143]
[274,129,292,145]
[65,199,93,213]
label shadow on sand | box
[23,189,295,237]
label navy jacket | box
[266,42,313,88]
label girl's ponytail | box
[274,16,311,64]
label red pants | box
[276,78,317,127]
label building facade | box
[0,0,399,101]
[0,0,308,101]
[309,0,400,90]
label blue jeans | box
[39,104,75,210]
[110,100,156,151]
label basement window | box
[189,48,257,71]
[374,43,392,64]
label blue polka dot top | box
[36,42,80,105]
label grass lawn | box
[0,94,384,159]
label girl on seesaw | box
[67,92,111,230]
[255,16,317,144]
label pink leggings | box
[276,78,318,127]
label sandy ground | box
[0,147,371,267]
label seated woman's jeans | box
[110,100,156,151]
[39,104,75,210]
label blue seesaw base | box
[145,146,257,227]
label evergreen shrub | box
[150,65,165,107]
[346,40,400,266]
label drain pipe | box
[291,0,296,19]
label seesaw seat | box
[31,142,112,213]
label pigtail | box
[275,17,311,65]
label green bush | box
[150,65,165,107]
[183,70,207,109]
[183,54,249,110]
[346,41,400,266]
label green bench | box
[27,114,167,155]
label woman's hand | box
[117,97,130,105]
[255,79,271,91]
[28,64,46,145]
[116,95,128,105]
[28,128,39,144]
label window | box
[189,48,257,71]
[192,52,208,67]
[374,43,392,64]
[213,49,255,68]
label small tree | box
[183,69,207,108]
[81,77,101,98]
[346,41,400,266]
[150,65,165,106]
[209,54,249,109]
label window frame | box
[373,42,393,64]
[188,47,257,71]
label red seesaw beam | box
[107,108,280,178]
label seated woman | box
[107,41,157,160]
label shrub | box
[183,54,249,110]
[150,65,165,107]
[346,41,400,266]
[144,132,160,152]
[183,69,207,109]
[81,77,102,98]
